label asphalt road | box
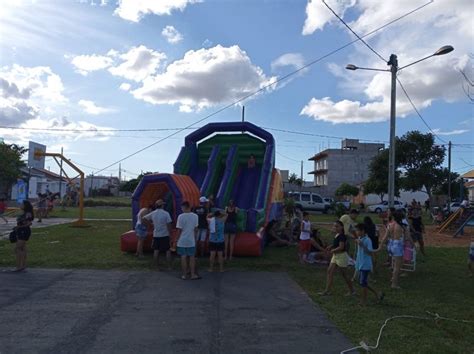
[0,269,352,354]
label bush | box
[333,203,347,218]
[83,198,130,207]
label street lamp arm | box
[398,54,435,71]
[345,64,389,72]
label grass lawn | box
[0,221,472,353]
[47,206,131,219]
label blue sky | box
[0,0,472,181]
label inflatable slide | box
[121,122,283,256]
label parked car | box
[289,191,330,213]
[367,200,405,214]
[443,202,461,213]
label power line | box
[0,126,193,132]
[322,0,391,63]
[20,2,431,175]
[276,151,301,163]
[396,78,448,144]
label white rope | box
[340,311,474,353]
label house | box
[308,139,384,197]
[84,175,120,197]
[462,170,474,203]
[10,167,68,201]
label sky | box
[0,0,473,182]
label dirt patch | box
[424,225,472,248]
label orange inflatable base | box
[120,230,263,257]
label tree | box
[335,183,359,197]
[397,131,446,199]
[288,173,303,186]
[364,148,401,202]
[432,169,468,199]
[119,172,153,193]
[0,142,26,197]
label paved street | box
[0,269,352,354]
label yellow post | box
[35,151,88,227]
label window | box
[312,194,322,203]
[301,193,311,202]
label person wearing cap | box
[143,199,172,270]
[193,196,210,257]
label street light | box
[346,45,454,207]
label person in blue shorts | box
[176,201,199,280]
[134,204,153,258]
[354,223,384,306]
[208,210,227,272]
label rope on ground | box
[340,311,474,353]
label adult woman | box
[319,221,355,296]
[224,200,239,261]
[378,210,411,289]
[13,200,34,272]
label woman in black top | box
[224,200,239,260]
[14,200,34,272]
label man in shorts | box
[193,197,209,257]
[176,201,199,280]
[143,199,172,270]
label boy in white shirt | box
[176,201,199,280]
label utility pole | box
[300,160,303,192]
[387,54,398,208]
[59,147,63,198]
[448,141,452,212]
[119,163,122,183]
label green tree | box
[335,183,359,197]
[0,142,27,197]
[288,173,303,186]
[432,169,468,199]
[398,131,446,199]
[364,148,401,202]
[119,172,154,193]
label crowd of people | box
[133,196,241,279]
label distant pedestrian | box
[354,223,384,306]
[143,199,172,270]
[224,199,239,260]
[299,212,311,263]
[0,198,7,224]
[319,221,355,296]
[208,210,227,272]
[37,193,46,222]
[409,205,426,257]
[176,201,199,280]
[424,199,430,213]
[12,200,34,272]
[193,197,210,257]
[134,204,153,258]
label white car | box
[368,200,405,214]
[289,191,330,213]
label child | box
[208,210,227,272]
[176,201,199,280]
[0,198,7,224]
[299,212,311,263]
[354,223,384,306]
[469,235,474,278]
[319,221,355,296]
[134,204,153,258]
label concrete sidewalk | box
[0,269,352,354]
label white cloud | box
[302,0,355,35]
[131,45,276,112]
[162,25,183,44]
[300,0,473,124]
[78,99,116,115]
[114,0,201,22]
[71,54,114,75]
[271,53,305,71]
[108,45,167,82]
[202,39,213,48]
[119,83,131,91]
[0,65,67,125]
[431,129,470,136]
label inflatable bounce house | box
[121,121,283,256]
